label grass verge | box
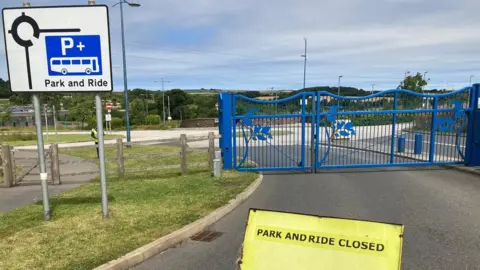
[2,134,122,146]
[0,144,256,270]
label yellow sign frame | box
[239,209,404,270]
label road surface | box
[134,167,480,270]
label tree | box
[400,72,428,92]
[9,93,32,105]
[0,108,11,124]
[68,95,95,128]
[158,89,191,120]
[130,99,147,125]
[0,79,11,99]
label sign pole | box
[95,94,108,218]
[33,95,51,220]
[22,0,50,221]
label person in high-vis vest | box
[91,127,99,158]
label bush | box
[0,132,36,141]
[319,114,415,127]
[145,114,160,125]
[87,116,97,129]
[111,117,123,129]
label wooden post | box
[208,132,215,169]
[51,144,61,185]
[180,134,187,176]
[49,145,54,184]
[2,144,13,187]
[10,146,16,185]
[0,151,2,182]
[116,138,125,177]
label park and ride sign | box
[240,209,404,270]
[2,5,112,92]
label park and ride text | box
[44,78,109,88]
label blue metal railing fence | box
[219,85,478,171]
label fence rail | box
[1,132,219,187]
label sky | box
[1,0,480,92]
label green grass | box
[2,134,123,146]
[0,144,257,270]
[63,144,209,173]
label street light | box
[422,71,428,94]
[371,84,375,94]
[113,0,141,147]
[470,75,475,86]
[337,75,343,105]
[154,78,171,124]
[301,37,307,90]
[402,70,410,88]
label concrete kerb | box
[444,165,480,177]
[93,173,263,270]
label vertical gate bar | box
[310,94,316,172]
[390,92,398,164]
[315,92,320,169]
[429,97,438,163]
[301,93,306,167]
[440,116,446,162]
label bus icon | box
[50,57,99,75]
[45,35,103,76]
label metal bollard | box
[397,136,406,153]
[414,134,423,155]
[213,150,222,178]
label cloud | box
[1,0,479,90]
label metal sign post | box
[33,95,51,220]
[2,4,113,219]
[95,94,108,218]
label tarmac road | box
[134,166,480,270]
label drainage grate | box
[191,231,224,242]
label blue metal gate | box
[219,85,480,171]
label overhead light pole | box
[301,37,307,90]
[337,75,343,105]
[422,71,428,94]
[371,84,375,94]
[154,78,171,124]
[113,0,141,148]
[402,70,410,88]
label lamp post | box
[470,75,475,86]
[301,37,307,90]
[154,78,171,124]
[337,75,343,105]
[371,84,375,94]
[422,71,428,93]
[402,70,410,88]
[113,0,140,148]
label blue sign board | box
[45,35,103,76]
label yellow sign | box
[240,209,404,270]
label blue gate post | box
[465,84,480,166]
[218,92,233,169]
